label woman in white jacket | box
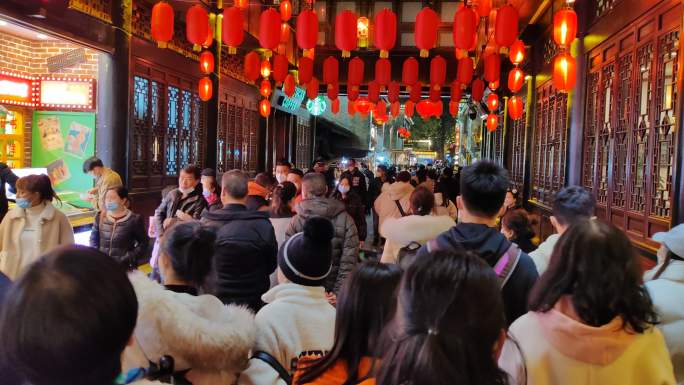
[499,220,675,385]
[380,186,454,265]
[644,224,684,385]
[123,222,255,385]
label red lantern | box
[199,51,214,74]
[449,100,459,117]
[471,79,485,102]
[186,5,208,51]
[151,2,174,48]
[374,9,397,58]
[260,99,271,117]
[323,57,339,84]
[388,81,400,103]
[280,0,292,21]
[405,101,415,117]
[348,100,357,116]
[486,113,498,132]
[298,57,313,84]
[235,0,247,8]
[509,40,525,65]
[391,101,400,117]
[307,77,319,100]
[280,23,290,44]
[297,10,318,52]
[402,57,419,88]
[451,81,462,101]
[331,98,340,115]
[273,54,289,83]
[355,97,372,115]
[327,83,339,100]
[508,96,524,120]
[198,77,212,101]
[553,52,577,92]
[429,86,441,102]
[260,79,272,98]
[335,11,358,58]
[508,67,524,93]
[375,100,387,118]
[430,55,447,86]
[261,59,271,78]
[202,22,213,48]
[368,81,380,103]
[348,87,359,101]
[476,0,492,18]
[222,7,244,54]
[495,4,518,47]
[486,93,499,112]
[554,8,577,47]
[453,5,477,50]
[416,99,434,119]
[348,57,365,86]
[455,48,468,60]
[283,74,296,97]
[375,58,391,87]
[489,80,500,91]
[409,82,422,103]
[259,9,281,50]
[484,53,501,83]
[415,7,439,58]
[244,52,261,82]
[457,57,474,85]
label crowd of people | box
[0,156,682,385]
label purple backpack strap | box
[493,243,521,288]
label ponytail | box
[161,222,216,286]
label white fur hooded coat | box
[123,271,256,385]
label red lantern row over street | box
[199,77,212,101]
[223,6,244,54]
[327,83,339,100]
[297,10,318,53]
[388,81,400,103]
[375,58,391,86]
[410,82,422,103]
[471,79,485,102]
[402,57,419,88]
[259,9,281,51]
[405,101,415,117]
[187,5,208,51]
[486,113,498,132]
[453,5,477,50]
[259,79,272,98]
[415,7,439,58]
[273,54,289,84]
[430,55,447,86]
[509,40,525,65]
[283,74,296,97]
[199,51,214,74]
[375,9,397,58]
[554,8,577,47]
[348,57,364,86]
[487,93,499,112]
[331,98,340,115]
[260,59,271,78]
[260,99,271,117]
[508,67,524,93]
[451,81,462,102]
[348,87,359,101]
[457,57,474,85]
[336,11,358,58]
[355,97,372,115]
[151,2,174,48]
[323,57,339,84]
[508,96,524,120]
[553,52,576,92]
[244,52,261,82]
[307,77,319,100]
[476,0,492,18]
[495,4,518,48]
[280,0,292,21]
[368,81,380,103]
[299,57,313,85]
[484,53,501,83]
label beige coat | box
[374,181,414,229]
[0,202,75,279]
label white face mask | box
[276,173,287,184]
[338,185,350,194]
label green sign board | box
[32,111,95,204]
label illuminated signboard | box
[0,72,35,107]
[280,87,305,112]
[38,78,95,110]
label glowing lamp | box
[259,79,272,98]
[260,59,271,78]
[356,16,369,49]
[509,40,525,65]
[552,52,577,92]
[554,8,577,47]
[198,77,212,101]
[260,99,271,117]
[486,93,499,112]
[199,51,214,74]
[280,0,292,21]
[486,113,498,132]
[508,67,524,93]
[508,96,524,120]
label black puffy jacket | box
[201,204,278,312]
[90,210,149,268]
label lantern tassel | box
[193,43,201,52]
[380,50,388,59]
[228,46,237,55]
[420,49,429,58]
[342,50,350,58]
[157,42,168,49]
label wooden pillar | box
[203,1,222,169]
[673,10,684,224]
[96,0,131,183]
[522,76,536,206]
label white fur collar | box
[126,272,255,372]
[380,215,455,244]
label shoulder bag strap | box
[252,351,292,385]
[493,243,521,289]
[394,200,407,217]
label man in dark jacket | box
[0,271,20,385]
[340,159,367,207]
[154,165,207,236]
[309,158,335,194]
[0,163,18,222]
[286,173,359,297]
[420,160,538,325]
[202,170,277,312]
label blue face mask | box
[338,185,350,194]
[105,202,120,211]
[16,198,31,209]
[202,190,211,198]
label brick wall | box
[0,33,99,78]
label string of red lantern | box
[486,113,498,132]
[223,6,244,54]
[335,11,358,58]
[199,77,212,101]
[415,7,439,58]
[186,5,208,52]
[375,9,397,59]
[151,2,174,48]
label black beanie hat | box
[278,216,335,286]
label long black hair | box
[376,249,508,385]
[161,221,216,287]
[296,261,402,385]
[529,219,658,333]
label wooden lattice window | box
[582,72,600,192]
[150,81,165,175]
[530,82,568,207]
[596,63,614,205]
[166,86,180,175]
[132,76,149,177]
[296,115,311,169]
[629,42,653,213]
[217,102,228,172]
[509,99,526,191]
[612,53,633,209]
[217,94,259,174]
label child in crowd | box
[377,248,510,385]
[499,220,675,385]
[501,209,538,254]
[238,216,337,385]
[294,261,402,384]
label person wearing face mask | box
[0,174,74,280]
[90,187,149,269]
[201,168,222,211]
[154,165,207,237]
[82,156,123,214]
[275,159,292,185]
[288,168,305,210]
[332,175,367,248]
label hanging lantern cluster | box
[151,2,174,48]
[552,3,578,92]
[486,113,498,132]
[398,127,411,139]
